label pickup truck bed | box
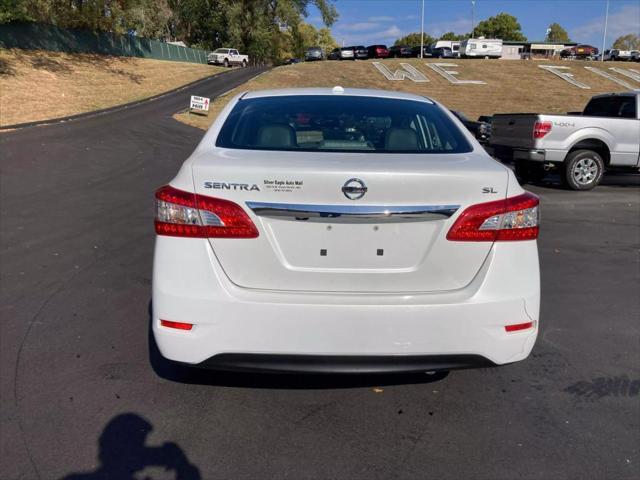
[491,92,640,190]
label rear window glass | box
[584,96,637,118]
[216,95,473,153]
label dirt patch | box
[0,49,225,127]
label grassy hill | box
[176,58,636,130]
[0,49,225,127]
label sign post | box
[189,95,210,116]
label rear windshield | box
[216,95,473,153]
[583,96,637,118]
[213,48,229,53]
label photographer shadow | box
[60,413,200,480]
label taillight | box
[154,185,259,238]
[446,192,539,242]
[533,121,552,139]
[160,319,193,330]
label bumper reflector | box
[160,320,193,331]
[504,321,534,332]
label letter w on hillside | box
[372,62,429,82]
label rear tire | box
[561,149,604,190]
[242,59,247,68]
[223,58,229,68]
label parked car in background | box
[304,46,324,61]
[603,49,633,61]
[491,92,640,190]
[411,45,433,57]
[152,87,540,374]
[451,111,492,144]
[207,48,249,67]
[329,47,355,60]
[389,45,413,58]
[283,58,301,65]
[631,50,640,62]
[367,44,389,58]
[431,47,455,58]
[460,38,503,58]
[350,45,369,60]
[560,44,598,59]
[434,40,461,57]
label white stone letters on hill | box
[426,63,486,85]
[370,62,640,91]
[537,65,591,89]
[372,62,429,82]
[584,67,640,91]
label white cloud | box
[334,25,404,47]
[377,25,403,38]
[570,4,640,45]
[368,16,394,22]
[426,17,472,37]
[339,22,381,32]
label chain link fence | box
[0,23,210,64]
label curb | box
[0,67,264,131]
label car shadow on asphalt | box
[59,413,200,480]
[147,302,450,390]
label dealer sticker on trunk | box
[263,179,304,193]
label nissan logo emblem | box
[342,178,367,200]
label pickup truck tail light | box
[533,121,552,139]
[447,192,539,241]
[155,185,259,238]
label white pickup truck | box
[207,48,249,67]
[491,92,640,190]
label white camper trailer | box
[434,40,461,57]
[460,38,503,58]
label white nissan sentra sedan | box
[152,87,540,374]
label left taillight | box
[154,185,259,238]
[447,192,539,242]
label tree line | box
[0,0,340,62]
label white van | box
[435,40,461,57]
[460,38,503,58]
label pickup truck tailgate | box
[491,114,538,149]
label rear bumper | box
[492,145,548,162]
[195,353,495,374]
[152,237,540,370]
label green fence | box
[0,23,210,64]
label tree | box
[474,13,526,41]
[545,23,570,43]
[612,33,640,50]
[440,31,468,41]
[0,0,33,24]
[394,32,435,47]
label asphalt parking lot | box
[1,69,639,480]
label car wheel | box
[223,58,229,68]
[561,149,604,190]
[242,59,247,67]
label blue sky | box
[307,0,640,48]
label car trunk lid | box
[191,149,508,293]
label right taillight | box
[446,192,539,242]
[533,121,552,139]
[155,185,259,238]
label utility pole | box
[601,0,609,61]
[471,0,476,38]
[420,0,425,59]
